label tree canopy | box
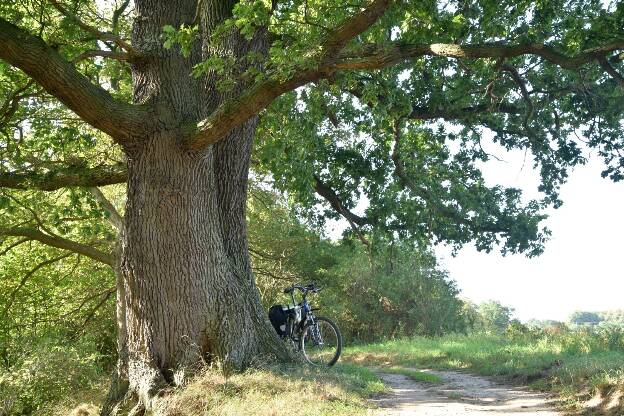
[1,0,623,262]
[2,0,624,411]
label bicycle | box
[268,283,342,366]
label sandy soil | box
[372,369,562,416]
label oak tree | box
[1,0,623,412]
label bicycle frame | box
[284,287,317,343]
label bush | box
[0,337,106,416]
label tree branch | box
[0,79,37,125]
[187,5,622,150]
[313,175,370,227]
[0,226,115,266]
[0,17,150,141]
[186,0,393,149]
[0,237,31,256]
[88,187,124,231]
[390,120,507,234]
[598,56,624,87]
[500,64,534,129]
[72,50,132,63]
[0,163,127,191]
[2,253,73,315]
[319,0,392,59]
[333,41,624,71]
[49,0,136,54]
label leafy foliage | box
[2,0,624,413]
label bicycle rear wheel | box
[299,316,342,366]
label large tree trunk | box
[119,130,287,406]
[101,1,290,412]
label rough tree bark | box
[102,0,290,412]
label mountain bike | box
[268,283,342,366]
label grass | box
[380,367,442,383]
[343,332,624,412]
[53,331,624,415]
[60,363,387,416]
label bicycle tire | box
[299,316,342,366]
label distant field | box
[343,332,624,413]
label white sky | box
[436,144,624,323]
[326,140,624,323]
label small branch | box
[111,0,131,34]
[0,237,31,256]
[0,79,37,125]
[0,226,115,266]
[72,50,132,63]
[2,253,73,315]
[62,286,115,320]
[312,175,372,248]
[391,119,507,234]
[409,102,521,120]
[313,175,370,227]
[343,81,522,120]
[48,0,136,54]
[598,55,624,87]
[75,287,116,334]
[500,63,534,129]
[88,187,124,231]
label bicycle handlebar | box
[283,283,321,295]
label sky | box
[327,140,624,323]
[435,144,624,323]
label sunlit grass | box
[59,363,387,416]
[343,332,624,411]
[380,367,442,383]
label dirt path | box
[372,369,562,415]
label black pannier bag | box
[268,305,288,336]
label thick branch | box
[320,0,392,58]
[187,0,393,149]
[190,39,623,149]
[187,72,322,149]
[0,163,127,191]
[0,226,114,266]
[0,17,150,141]
[334,41,624,71]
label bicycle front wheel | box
[299,316,342,366]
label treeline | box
[567,310,624,327]
[246,186,471,341]
[0,184,470,415]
